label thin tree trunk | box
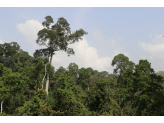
[88,84,89,91]
[42,63,47,89]
[1,99,4,113]
[45,54,53,96]
[45,73,49,96]
[45,42,54,102]
[45,73,49,105]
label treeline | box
[0,16,164,116]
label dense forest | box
[0,16,164,116]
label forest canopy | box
[0,16,164,116]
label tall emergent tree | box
[111,54,135,115]
[35,16,88,95]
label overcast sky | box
[1,7,164,74]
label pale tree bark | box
[45,73,49,96]
[45,53,53,96]
[1,99,4,113]
[45,72,49,104]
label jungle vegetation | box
[0,16,164,116]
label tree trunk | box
[88,84,89,91]
[42,63,47,89]
[44,43,54,103]
[45,54,53,96]
[45,73,49,96]
[45,73,49,104]
[3,51,6,57]
[1,99,4,113]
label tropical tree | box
[111,53,135,115]
[15,89,55,116]
[68,62,79,84]
[0,56,15,70]
[0,42,21,57]
[93,70,100,76]
[86,67,94,75]
[78,68,91,91]
[50,71,90,116]
[0,64,25,114]
[86,78,120,116]
[99,71,109,77]
[35,15,88,96]
[0,64,11,114]
[89,75,98,89]
[155,71,164,87]
[120,60,164,116]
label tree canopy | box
[1,15,164,116]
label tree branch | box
[44,42,49,48]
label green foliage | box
[78,68,91,91]
[51,71,90,116]
[56,66,67,74]
[86,78,120,116]
[15,88,55,116]
[120,59,164,116]
[0,112,14,116]
[0,65,29,114]
[99,71,109,77]
[0,42,20,57]
[0,42,22,70]
[13,51,32,70]
[68,62,78,84]
[111,54,135,87]
[1,17,164,116]
[0,56,15,70]
[36,15,88,60]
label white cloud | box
[52,37,129,74]
[16,20,45,49]
[0,39,3,44]
[139,34,164,60]
[16,20,129,74]
[17,20,44,41]
[52,37,113,73]
[138,34,164,72]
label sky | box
[1,6,164,74]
